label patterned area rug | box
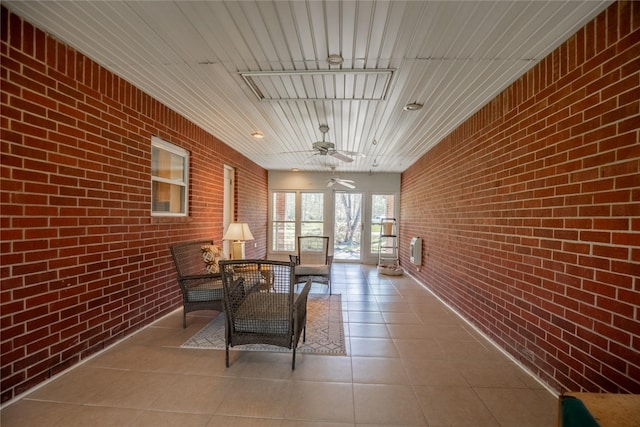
[181,294,346,355]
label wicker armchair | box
[170,240,224,328]
[219,259,312,369]
[289,235,333,294]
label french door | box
[333,192,363,261]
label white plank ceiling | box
[5,0,612,173]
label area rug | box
[181,294,346,355]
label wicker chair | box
[170,240,224,328]
[219,259,312,369]
[289,235,333,294]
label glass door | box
[333,192,362,261]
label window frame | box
[270,191,297,252]
[151,136,189,217]
[300,191,325,237]
[269,190,325,253]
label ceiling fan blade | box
[337,181,356,189]
[304,153,321,164]
[327,180,335,187]
[339,150,366,158]
[329,151,354,163]
[277,149,316,154]
[336,178,355,183]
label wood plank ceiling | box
[5,1,612,172]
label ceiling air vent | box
[240,69,394,101]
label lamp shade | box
[223,222,254,241]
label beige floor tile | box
[179,349,240,376]
[344,300,380,311]
[368,287,402,296]
[281,420,354,427]
[346,311,385,324]
[377,301,415,313]
[285,382,354,423]
[348,323,390,338]
[291,354,352,382]
[436,338,505,362]
[352,356,410,384]
[374,295,407,303]
[207,415,284,426]
[234,351,299,379]
[474,387,558,427]
[402,358,469,387]
[54,405,144,427]
[215,377,293,418]
[455,360,532,388]
[26,366,120,404]
[121,324,201,348]
[0,400,82,427]
[131,410,212,427]
[87,344,210,375]
[426,323,478,339]
[349,337,399,358]
[386,323,435,340]
[353,384,427,425]
[414,386,499,426]
[343,294,377,303]
[393,338,445,359]
[84,370,180,409]
[148,374,231,413]
[381,312,423,325]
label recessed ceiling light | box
[251,131,264,139]
[403,102,423,111]
[327,54,344,66]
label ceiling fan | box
[327,167,356,189]
[304,125,364,164]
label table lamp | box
[223,222,254,259]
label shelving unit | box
[377,218,402,275]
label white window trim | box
[151,136,189,217]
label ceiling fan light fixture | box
[403,102,423,111]
[251,131,264,139]
[327,54,344,66]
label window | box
[301,192,324,235]
[151,137,189,216]
[271,191,325,252]
[271,192,296,251]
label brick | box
[1,5,271,401]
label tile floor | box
[1,264,559,426]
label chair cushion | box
[201,245,224,273]
[295,264,330,276]
[234,292,290,335]
[186,282,223,302]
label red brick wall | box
[0,7,268,402]
[400,1,639,393]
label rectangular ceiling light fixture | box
[240,69,394,101]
